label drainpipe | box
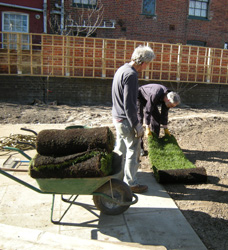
[43,0,47,33]
[61,0,65,35]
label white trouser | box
[113,119,140,186]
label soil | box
[1,101,228,250]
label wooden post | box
[93,39,95,78]
[160,44,164,81]
[207,48,212,83]
[65,36,70,76]
[177,44,182,81]
[6,33,11,74]
[102,39,106,78]
[30,33,33,75]
[195,46,199,82]
[17,33,22,74]
[144,42,150,80]
[218,50,223,84]
[83,37,86,77]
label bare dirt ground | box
[1,101,228,250]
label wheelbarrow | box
[0,146,138,225]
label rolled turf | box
[36,126,115,157]
[29,150,113,178]
[148,133,207,184]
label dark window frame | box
[188,0,209,20]
[72,0,97,8]
[187,40,206,47]
[142,0,156,16]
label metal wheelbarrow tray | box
[0,148,138,224]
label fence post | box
[102,39,106,78]
[6,33,11,74]
[65,36,70,76]
[17,33,22,74]
[177,44,182,81]
[144,42,150,79]
[207,48,212,83]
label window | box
[142,0,156,16]
[187,40,206,47]
[2,12,29,49]
[73,0,97,7]
[189,0,209,19]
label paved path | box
[0,124,208,250]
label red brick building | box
[50,0,228,49]
[0,0,50,49]
[0,0,50,34]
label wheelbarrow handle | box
[3,146,32,161]
[0,168,46,194]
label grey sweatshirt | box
[112,63,139,127]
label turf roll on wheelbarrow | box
[0,127,138,224]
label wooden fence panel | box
[0,31,228,84]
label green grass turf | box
[148,132,196,172]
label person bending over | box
[137,83,180,156]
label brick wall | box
[51,0,228,49]
[1,76,228,107]
[100,0,228,49]
[2,34,228,84]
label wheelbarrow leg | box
[62,194,100,218]
[61,194,77,203]
[50,194,79,224]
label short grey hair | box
[167,91,181,105]
[131,45,155,65]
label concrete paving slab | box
[0,124,208,250]
[0,224,166,250]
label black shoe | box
[130,184,148,193]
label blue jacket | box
[138,83,169,126]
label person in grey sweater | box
[137,83,181,155]
[112,45,155,193]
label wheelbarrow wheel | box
[93,179,132,215]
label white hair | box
[131,45,155,65]
[167,91,181,104]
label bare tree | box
[49,0,104,37]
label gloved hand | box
[164,128,171,136]
[145,126,152,137]
[135,123,144,138]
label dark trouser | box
[137,96,161,151]
[149,105,161,136]
[137,94,146,151]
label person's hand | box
[135,123,144,137]
[145,126,152,137]
[164,128,171,136]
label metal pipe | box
[43,0,47,33]
[0,3,43,12]
[67,21,116,29]
[3,147,32,161]
[0,168,50,194]
[67,25,115,29]
[61,0,65,34]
